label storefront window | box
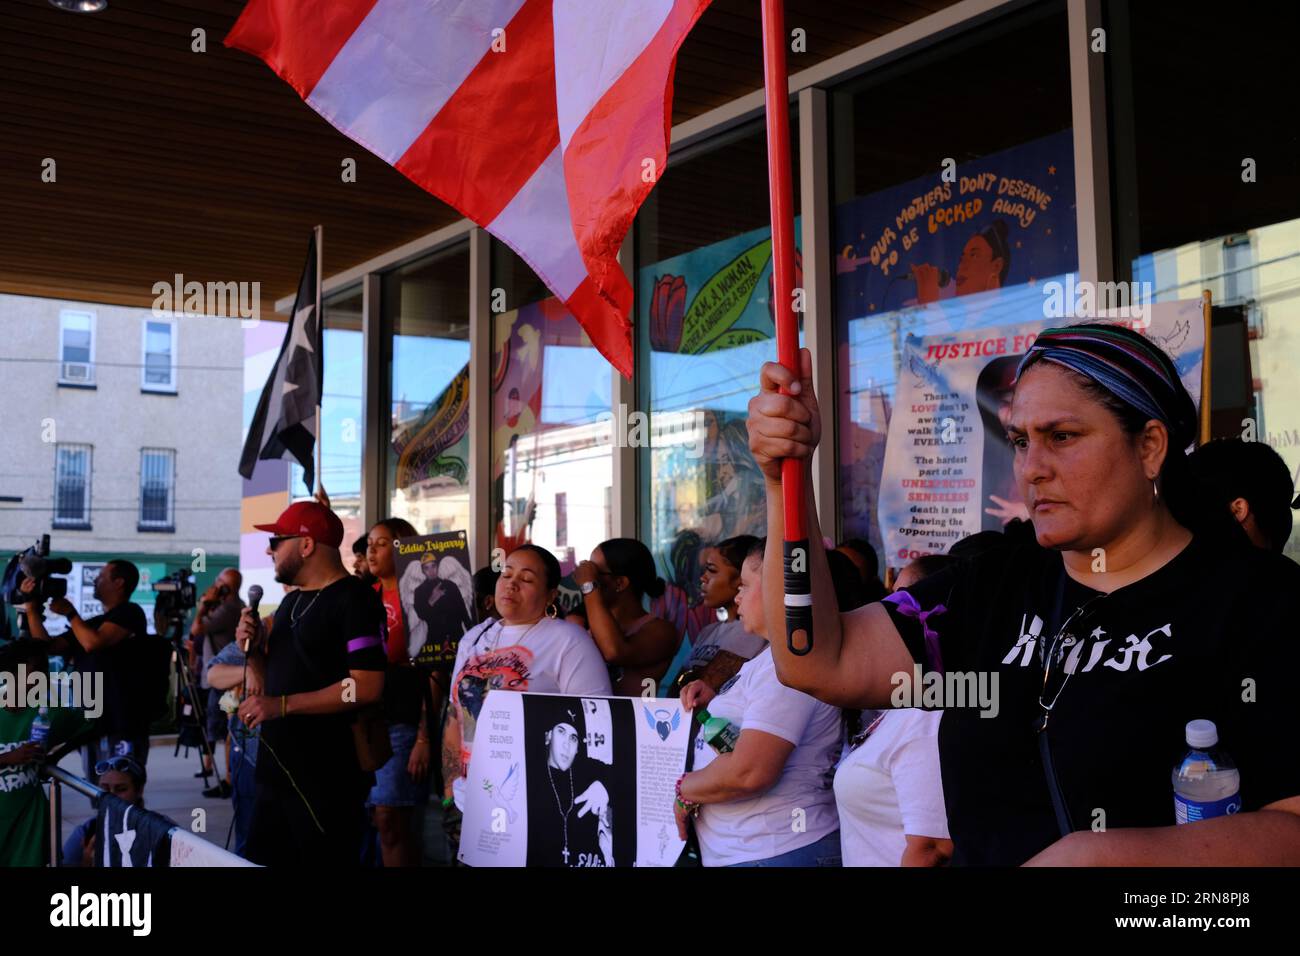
[832,3,1080,574]
[384,245,471,534]
[321,286,364,550]
[490,242,612,573]
[636,118,799,620]
[1108,0,1300,560]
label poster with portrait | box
[393,531,474,670]
[835,130,1078,560]
[459,691,690,867]
[877,298,1205,563]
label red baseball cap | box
[254,501,344,548]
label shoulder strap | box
[1039,561,1075,838]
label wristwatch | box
[579,581,597,596]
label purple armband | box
[882,591,946,676]
[346,635,383,654]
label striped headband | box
[1014,324,1198,449]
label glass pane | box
[831,4,1077,575]
[385,245,471,534]
[635,117,799,622]
[316,286,365,547]
[489,242,613,573]
[140,451,172,524]
[63,328,91,364]
[56,447,88,521]
[1108,0,1300,561]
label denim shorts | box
[206,687,229,740]
[367,722,430,808]
[726,829,843,867]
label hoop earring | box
[547,603,558,620]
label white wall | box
[0,294,243,558]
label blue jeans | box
[230,738,257,857]
[726,829,843,868]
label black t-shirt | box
[883,534,1300,866]
[77,602,150,738]
[258,576,386,790]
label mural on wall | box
[637,220,802,627]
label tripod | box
[161,611,219,789]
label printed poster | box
[836,130,1078,560]
[877,298,1205,561]
[459,691,690,867]
[393,531,474,669]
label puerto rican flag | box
[226,0,713,379]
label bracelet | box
[441,795,455,810]
[674,774,700,816]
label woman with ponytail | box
[573,538,680,696]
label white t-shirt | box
[833,709,948,867]
[692,648,842,866]
[451,616,611,809]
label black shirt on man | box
[884,534,1300,866]
[245,574,386,866]
[75,602,150,739]
[257,575,386,791]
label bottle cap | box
[1185,719,1218,749]
[697,708,710,722]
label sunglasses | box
[1036,595,1106,733]
[268,534,301,551]
[95,756,145,782]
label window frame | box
[57,309,97,388]
[138,447,177,532]
[140,316,179,393]
[52,443,93,530]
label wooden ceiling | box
[0,0,954,310]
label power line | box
[0,357,243,372]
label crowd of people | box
[3,321,1299,867]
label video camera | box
[152,568,197,622]
[2,534,72,606]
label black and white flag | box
[97,794,173,868]
[239,230,321,489]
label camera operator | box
[21,559,152,776]
[187,567,244,795]
[236,501,386,867]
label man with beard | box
[235,501,387,866]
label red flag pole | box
[760,0,812,654]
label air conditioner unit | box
[60,361,93,383]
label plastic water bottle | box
[1172,719,1241,824]
[29,706,51,747]
[696,708,739,754]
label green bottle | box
[696,708,739,754]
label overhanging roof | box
[0,0,953,310]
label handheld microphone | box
[244,585,264,652]
[905,266,951,287]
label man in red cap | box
[234,500,387,866]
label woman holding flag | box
[747,323,1300,865]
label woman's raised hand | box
[746,347,821,484]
